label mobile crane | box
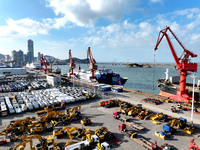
[68,49,76,76]
[154,26,198,103]
[87,47,98,81]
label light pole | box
[191,73,197,126]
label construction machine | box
[155,131,170,140]
[77,128,94,140]
[30,123,44,134]
[13,134,43,150]
[95,142,111,150]
[81,117,92,126]
[53,126,79,139]
[95,127,114,141]
[150,113,167,121]
[37,105,54,116]
[87,47,98,81]
[66,127,80,140]
[163,117,193,134]
[128,106,142,117]
[66,105,81,119]
[154,26,198,103]
[53,126,71,137]
[37,135,60,150]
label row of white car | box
[1,86,90,116]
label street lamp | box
[191,73,197,126]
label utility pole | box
[191,73,197,126]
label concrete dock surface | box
[1,88,200,150]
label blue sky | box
[0,0,200,63]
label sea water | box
[56,64,199,95]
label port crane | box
[69,49,76,76]
[154,26,197,103]
[87,47,98,80]
[40,54,49,73]
[50,58,58,71]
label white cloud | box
[0,18,51,38]
[45,0,136,27]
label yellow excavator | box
[13,134,60,150]
[95,127,114,141]
[53,126,79,139]
[53,126,71,137]
[66,105,81,117]
[30,123,44,134]
[81,117,92,126]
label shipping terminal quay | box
[1,27,200,150]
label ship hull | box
[158,79,200,102]
[76,69,128,87]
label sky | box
[0,0,200,63]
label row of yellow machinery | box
[103,98,195,150]
[0,104,113,150]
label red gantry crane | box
[87,47,98,81]
[40,54,44,71]
[40,54,49,73]
[68,49,76,76]
[154,26,197,103]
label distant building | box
[11,50,17,62]
[17,50,24,67]
[11,50,25,67]
[38,52,41,62]
[27,39,34,63]
[5,55,11,62]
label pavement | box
[1,88,200,150]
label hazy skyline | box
[0,0,200,63]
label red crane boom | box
[154,26,197,103]
[40,54,49,73]
[87,47,98,80]
[68,49,76,76]
[40,54,44,71]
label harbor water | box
[56,64,200,95]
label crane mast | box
[87,47,98,80]
[68,50,76,76]
[40,54,44,71]
[154,26,197,103]
[40,54,49,73]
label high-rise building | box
[17,50,24,67]
[11,50,17,62]
[11,50,24,67]
[27,39,34,63]
[38,52,41,62]
[5,55,11,62]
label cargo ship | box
[75,68,128,87]
[157,68,200,102]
